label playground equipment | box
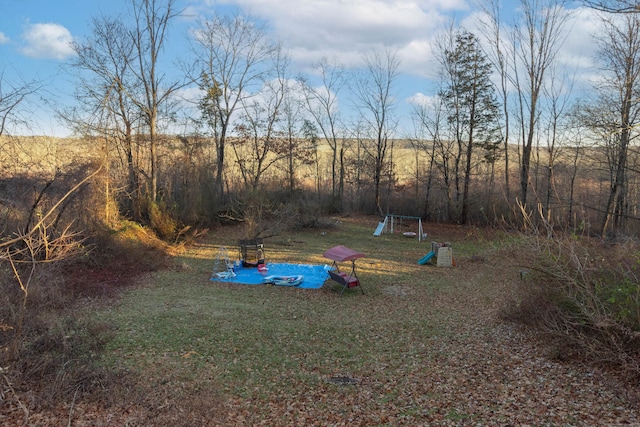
[418,242,454,267]
[323,245,365,296]
[417,251,435,265]
[373,214,426,241]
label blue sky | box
[0,0,602,136]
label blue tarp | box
[210,263,331,289]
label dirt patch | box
[382,285,411,297]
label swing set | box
[373,214,426,241]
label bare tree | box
[589,13,640,236]
[411,99,442,220]
[352,49,400,215]
[0,72,40,138]
[350,119,371,211]
[193,13,280,202]
[582,0,640,13]
[511,0,570,208]
[129,0,183,202]
[565,104,589,229]
[280,84,315,193]
[298,57,347,201]
[540,64,574,223]
[231,49,289,190]
[68,16,143,219]
[477,0,513,202]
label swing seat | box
[328,270,362,295]
[322,245,366,296]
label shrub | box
[147,199,179,241]
[508,206,640,378]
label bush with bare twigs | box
[0,161,175,424]
[506,204,640,378]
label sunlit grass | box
[93,216,506,414]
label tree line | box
[2,0,640,238]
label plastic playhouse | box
[418,242,454,267]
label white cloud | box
[0,32,9,44]
[459,5,603,100]
[407,92,439,108]
[20,22,75,60]
[560,7,601,69]
[398,39,439,79]
[205,0,466,74]
[177,85,204,103]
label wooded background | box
[2,0,640,240]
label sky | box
[0,0,605,137]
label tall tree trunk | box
[461,131,474,225]
[216,123,228,203]
[601,129,629,236]
[149,111,157,201]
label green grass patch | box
[91,216,507,419]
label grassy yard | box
[75,216,639,426]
